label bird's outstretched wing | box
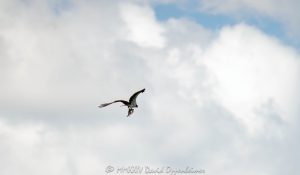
[129,88,145,104]
[98,100,129,108]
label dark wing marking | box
[129,88,145,104]
[98,100,129,108]
[114,100,130,106]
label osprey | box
[98,88,145,117]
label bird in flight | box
[98,88,145,117]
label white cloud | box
[202,23,300,136]
[119,3,166,48]
[0,0,300,175]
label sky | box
[0,0,300,175]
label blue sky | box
[154,3,300,49]
[154,3,236,28]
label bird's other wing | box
[98,100,129,108]
[129,88,145,104]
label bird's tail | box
[127,108,134,117]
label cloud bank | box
[0,0,299,175]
